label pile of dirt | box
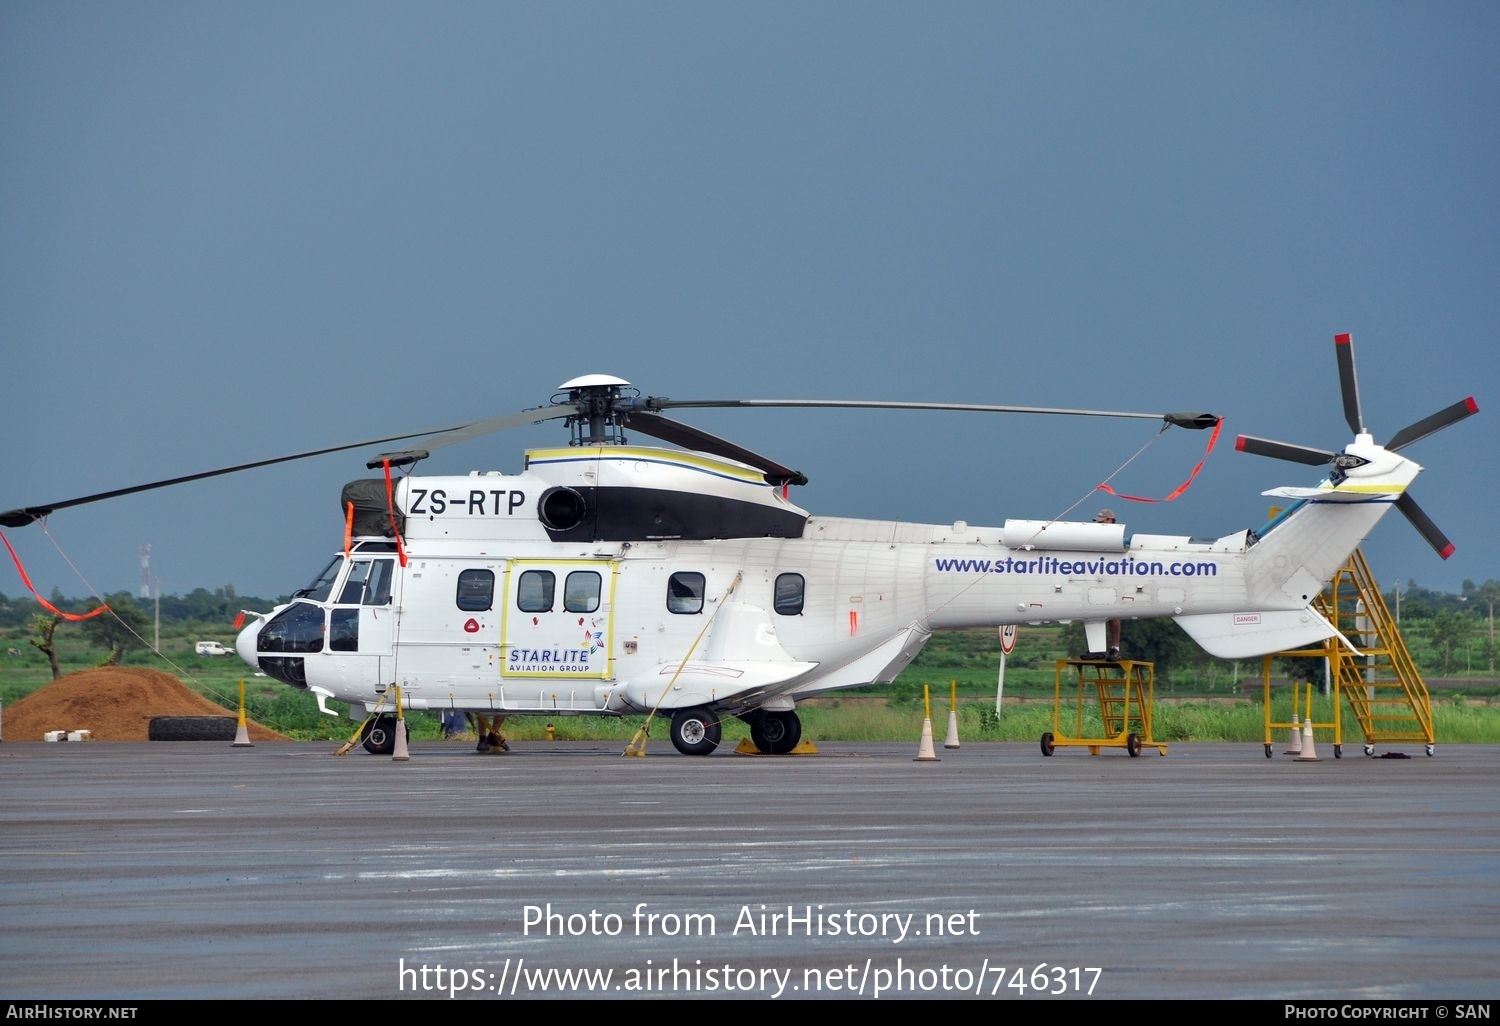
[2,666,290,742]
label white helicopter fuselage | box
[235,440,1401,745]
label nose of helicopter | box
[234,616,262,668]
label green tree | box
[79,593,151,666]
[1469,579,1500,675]
[29,612,64,679]
[1427,608,1469,676]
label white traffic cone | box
[232,679,254,748]
[943,708,961,749]
[1295,718,1321,762]
[1284,712,1302,756]
[232,715,254,748]
[392,686,411,762]
[914,717,941,762]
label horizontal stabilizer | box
[1262,486,1395,502]
[1174,608,1339,659]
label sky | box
[3,1,1497,610]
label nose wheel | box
[360,713,408,756]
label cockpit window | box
[338,560,375,604]
[294,557,342,602]
[365,559,394,606]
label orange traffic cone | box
[1295,718,1321,762]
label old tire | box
[149,716,237,741]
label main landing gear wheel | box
[361,714,408,756]
[1040,731,1055,757]
[669,707,722,756]
[1126,732,1142,758]
[749,711,803,755]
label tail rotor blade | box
[1235,434,1335,466]
[1335,332,1366,435]
[1396,492,1455,560]
[1385,397,1480,452]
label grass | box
[4,628,1499,745]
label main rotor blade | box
[1396,492,1455,560]
[636,397,1215,426]
[1385,397,1480,452]
[366,406,574,468]
[1234,435,1336,466]
[620,412,808,486]
[1,426,470,529]
[1335,332,1366,435]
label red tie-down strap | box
[1097,416,1224,504]
[344,501,355,559]
[0,529,111,621]
[381,460,409,567]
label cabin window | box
[774,573,805,615]
[457,568,496,612]
[517,569,555,613]
[564,570,602,613]
[667,571,706,614]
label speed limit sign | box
[1000,624,1018,654]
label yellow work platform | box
[1042,658,1167,757]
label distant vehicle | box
[195,641,230,657]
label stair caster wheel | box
[1333,744,1342,759]
[1364,744,1375,757]
[1264,743,1273,759]
[1426,744,1435,757]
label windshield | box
[293,556,343,601]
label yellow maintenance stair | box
[1043,658,1167,757]
[1263,548,1434,758]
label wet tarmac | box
[1,736,1497,1001]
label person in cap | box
[1094,509,1123,660]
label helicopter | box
[1,333,1478,757]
